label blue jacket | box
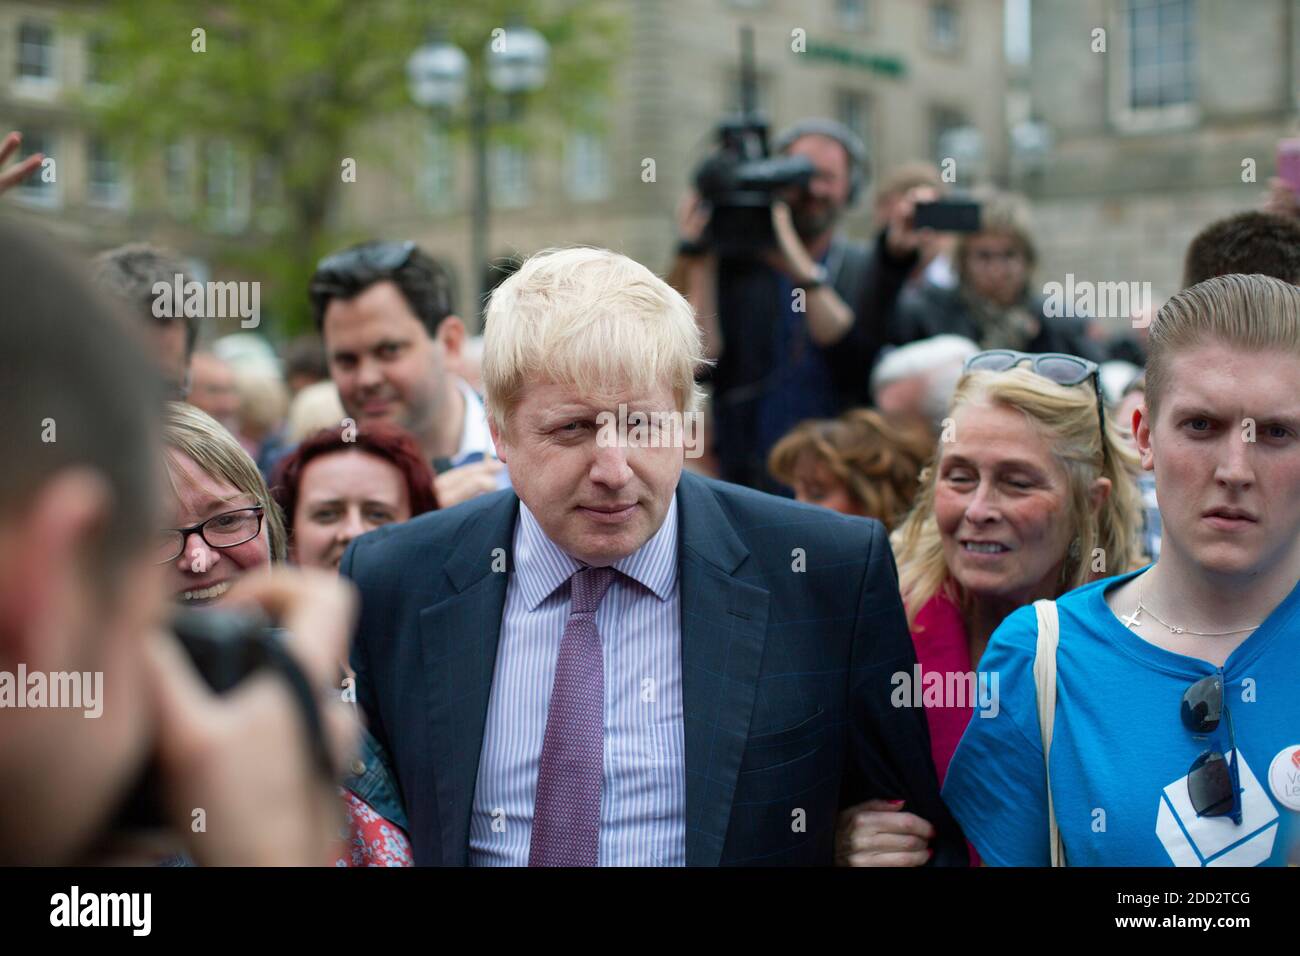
[341,471,965,866]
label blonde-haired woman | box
[159,401,287,605]
[837,352,1143,866]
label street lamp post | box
[407,25,549,326]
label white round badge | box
[1267,745,1300,812]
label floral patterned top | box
[335,788,414,867]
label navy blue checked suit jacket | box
[341,471,967,866]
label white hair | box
[481,247,707,432]
[870,334,979,428]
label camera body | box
[108,608,280,833]
[692,26,815,258]
[694,115,814,257]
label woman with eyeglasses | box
[941,274,1300,866]
[160,403,286,602]
[159,403,413,866]
[889,191,1105,363]
[836,350,1145,866]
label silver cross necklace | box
[1123,579,1262,637]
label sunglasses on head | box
[309,240,418,302]
[962,349,1109,467]
[314,240,416,279]
[1181,674,1243,826]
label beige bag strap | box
[1032,599,1067,867]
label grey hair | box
[870,335,979,430]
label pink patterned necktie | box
[528,565,618,867]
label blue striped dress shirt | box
[467,497,686,866]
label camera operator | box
[0,221,359,866]
[670,118,934,491]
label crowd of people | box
[1,118,1298,868]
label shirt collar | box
[513,495,679,611]
[450,377,497,467]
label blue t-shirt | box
[943,566,1300,866]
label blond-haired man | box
[945,274,1300,866]
[342,247,962,866]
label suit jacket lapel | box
[418,491,518,865]
[676,474,770,866]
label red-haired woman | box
[272,422,439,571]
[272,422,439,866]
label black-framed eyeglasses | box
[1181,674,1243,826]
[963,349,1109,467]
[154,505,265,565]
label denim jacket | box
[341,727,408,833]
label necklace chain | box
[1132,580,1261,637]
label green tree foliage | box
[79,0,622,336]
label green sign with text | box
[803,42,906,78]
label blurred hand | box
[434,458,505,509]
[0,131,44,195]
[1263,177,1300,220]
[145,568,360,866]
[769,200,818,281]
[885,185,941,259]
[675,190,710,245]
[835,799,935,867]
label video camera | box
[693,27,814,257]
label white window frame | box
[11,129,60,209]
[1109,0,1199,133]
[565,128,610,202]
[165,140,197,217]
[834,88,872,153]
[834,0,871,32]
[490,143,530,209]
[83,30,115,91]
[86,135,129,210]
[205,139,251,233]
[13,19,59,99]
[419,125,456,212]
[927,0,963,54]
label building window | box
[86,136,126,208]
[252,155,284,231]
[206,140,250,232]
[16,21,56,82]
[12,130,57,206]
[834,89,871,153]
[1126,0,1195,110]
[929,106,967,164]
[565,130,609,201]
[490,144,530,208]
[165,141,196,216]
[835,0,869,31]
[85,32,111,87]
[419,126,455,211]
[929,1,961,52]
